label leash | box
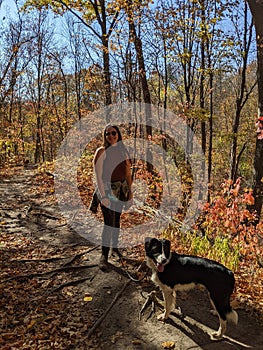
[119,258,150,282]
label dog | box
[145,237,238,339]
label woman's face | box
[105,126,118,145]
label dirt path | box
[0,168,263,350]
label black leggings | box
[101,202,123,255]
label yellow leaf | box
[83,293,93,302]
[161,341,175,349]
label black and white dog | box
[145,237,238,339]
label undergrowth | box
[162,178,263,272]
[164,228,241,271]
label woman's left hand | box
[101,197,110,208]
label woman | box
[93,124,133,271]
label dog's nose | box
[161,258,167,265]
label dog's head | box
[145,237,171,273]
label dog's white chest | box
[151,270,195,292]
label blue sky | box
[0,0,19,19]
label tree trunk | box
[229,2,253,182]
[127,1,151,104]
[127,0,153,171]
[200,1,206,157]
[247,0,263,220]
[102,35,112,108]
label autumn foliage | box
[199,178,261,262]
[163,177,263,320]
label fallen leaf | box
[1,333,16,340]
[27,319,36,329]
[83,292,93,302]
[161,341,175,349]
[111,331,123,343]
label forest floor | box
[0,167,263,350]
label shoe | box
[99,255,108,272]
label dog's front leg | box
[157,288,176,321]
[211,317,226,340]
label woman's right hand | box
[101,197,110,208]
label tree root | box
[139,290,164,320]
[9,246,99,265]
[49,276,95,293]
[82,280,131,341]
[2,264,97,282]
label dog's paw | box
[210,331,223,341]
[157,313,167,322]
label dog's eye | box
[151,245,159,253]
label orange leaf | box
[161,341,175,349]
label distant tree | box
[23,0,120,111]
[247,0,263,220]
[63,16,89,121]
[229,1,257,182]
[23,9,55,163]
[0,8,33,165]
[124,0,152,142]
[125,0,151,106]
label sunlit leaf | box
[161,341,175,349]
[83,292,93,302]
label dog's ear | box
[163,238,171,246]
[162,239,171,256]
[145,237,151,252]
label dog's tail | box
[226,309,238,325]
